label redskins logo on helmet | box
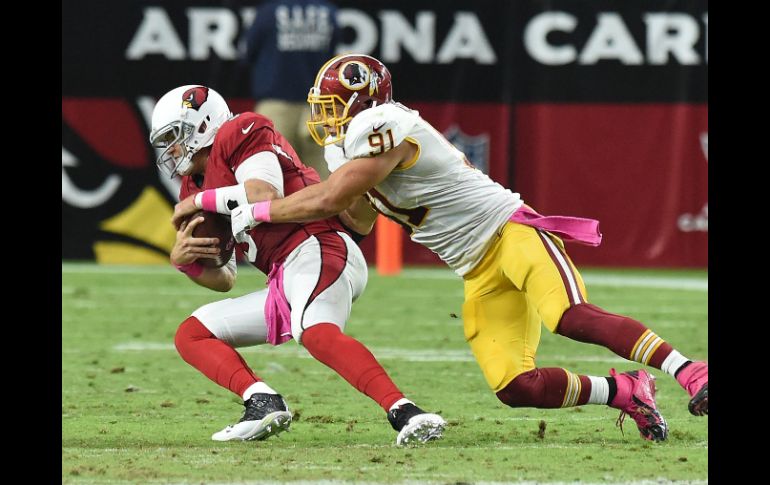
[182,86,209,111]
[306,54,393,146]
[339,61,370,91]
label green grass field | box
[62,263,708,484]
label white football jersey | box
[325,102,522,276]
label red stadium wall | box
[514,104,707,267]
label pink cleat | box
[676,361,708,416]
[609,369,669,442]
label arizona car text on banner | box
[62,0,707,268]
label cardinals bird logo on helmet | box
[149,85,231,178]
[182,87,209,111]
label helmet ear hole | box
[198,121,208,134]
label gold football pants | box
[462,222,588,391]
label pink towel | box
[509,205,602,246]
[264,263,294,346]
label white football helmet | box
[149,85,232,177]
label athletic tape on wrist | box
[174,261,204,277]
[251,200,272,222]
[200,190,218,212]
[197,185,250,215]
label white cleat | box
[211,393,292,442]
[388,403,446,446]
[395,413,446,446]
[211,410,292,441]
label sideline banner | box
[62,0,707,267]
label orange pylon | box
[375,214,402,275]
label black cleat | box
[677,361,708,416]
[688,382,708,416]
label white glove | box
[231,204,260,262]
[231,203,260,235]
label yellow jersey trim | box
[394,136,421,171]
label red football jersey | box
[179,112,346,274]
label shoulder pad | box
[218,113,272,138]
[344,103,419,159]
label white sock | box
[661,350,690,378]
[587,376,610,405]
[242,381,278,401]
[389,398,413,412]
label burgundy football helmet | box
[306,54,393,146]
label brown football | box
[188,210,235,268]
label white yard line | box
[399,268,707,291]
[111,341,626,363]
[581,274,707,291]
[62,264,706,291]
[62,263,184,275]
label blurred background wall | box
[62,0,707,268]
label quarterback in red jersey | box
[150,85,445,445]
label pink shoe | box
[676,361,708,416]
[609,369,669,442]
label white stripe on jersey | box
[539,231,583,305]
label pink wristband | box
[251,200,272,222]
[174,261,204,277]
[200,189,218,212]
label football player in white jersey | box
[229,54,708,442]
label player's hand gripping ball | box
[187,210,235,268]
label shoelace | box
[241,397,274,422]
[615,411,627,436]
[616,403,655,437]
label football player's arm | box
[170,216,237,292]
[172,152,283,228]
[238,152,283,202]
[339,195,378,236]
[262,140,413,223]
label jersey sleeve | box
[210,113,279,174]
[324,141,348,173]
[343,104,419,159]
[234,151,284,197]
